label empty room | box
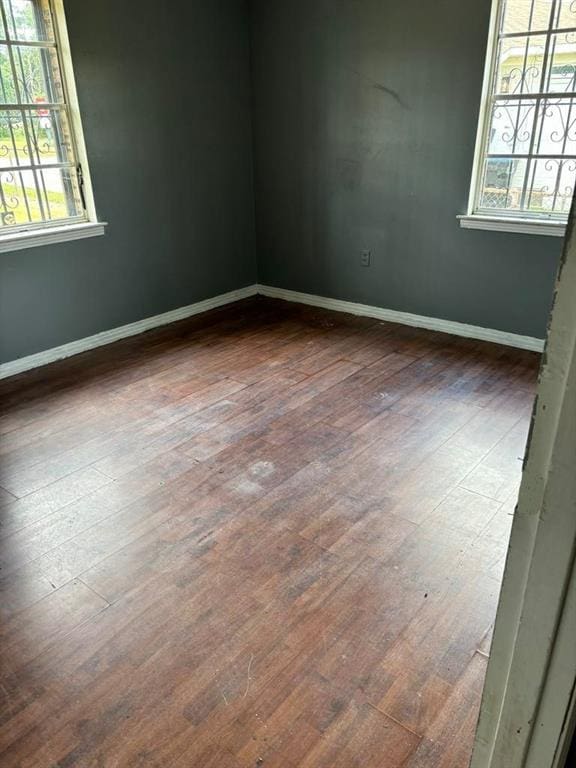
[1,1,575,767]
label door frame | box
[470,208,576,768]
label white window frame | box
[0,0,105,254]
[459,0,569,238]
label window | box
[0,0,103,251]
[461,0,576,235]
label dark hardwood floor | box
[0,297,539,767]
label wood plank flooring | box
[0,297,539,767]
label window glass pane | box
[478,157,528,212]
[478,153,576,217]
[495,34,547,95]
[536,96,576,154]
[555,0,576,30]
[0,109,25,165]
[37,166,83,219]
[12,44,63,103]
[525,157,576,213]
[502,2,576,36]
[1,167,41,224]
[487,96,576,159]
[24,107,75,165]
[541,31,576,92]
[0,163,82,228]
[488,98,537,154]
[2,0,54,43]
[501,0,554,35]
[0,44,17,102]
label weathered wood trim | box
[470,202,576,768]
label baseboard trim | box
[257,284,545,353]
[0,284,258,380]
[0,282,545,380]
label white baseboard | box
[0,285,258,380]
[0,281,545,380]
[257,284,545,352]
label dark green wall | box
[0,0,256,364]
[249,0,561,338]
[1,0,564,366]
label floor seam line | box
[366,701,424,740]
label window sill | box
[458,214,566,237]
[0,221,107,254]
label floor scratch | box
[243,653,255,699]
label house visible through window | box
[468,0,576,224]
[0,0,93,234]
